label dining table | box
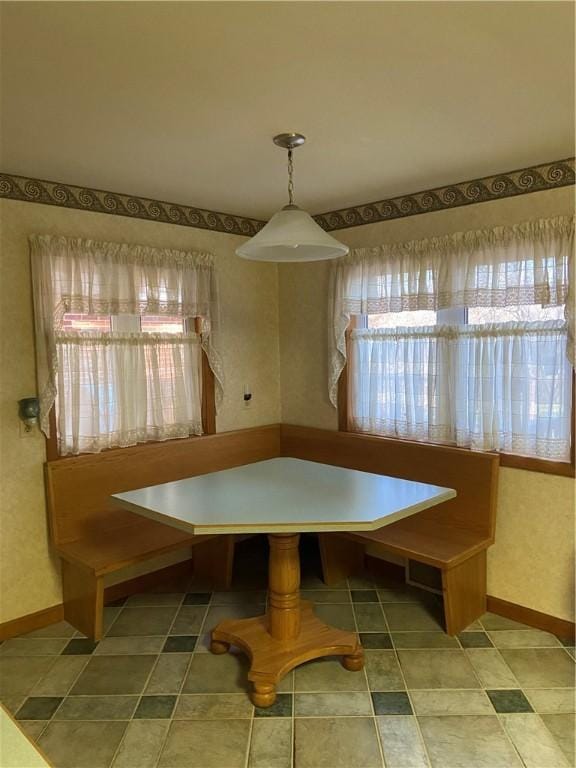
[112,456,456,707]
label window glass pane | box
[62,313,111,332]
[140,316,184,334]
[468,305,565,324]
[368,310,437,329]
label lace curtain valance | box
[329,215,575,406]
[30,234,224,436]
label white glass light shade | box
[236,206,349,262]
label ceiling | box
[1,2,574,220]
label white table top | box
[112,458,456,536]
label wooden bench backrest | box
[46,425,281,545]
[280,425,498,539]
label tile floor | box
[1,536,574,768]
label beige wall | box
[279,187,575,622]
[1,189,574,625]
[0,199,281,623]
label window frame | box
[45,314,215,461]
[338,317,575,479]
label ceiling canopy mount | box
[235,133,349,263]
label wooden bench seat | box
[347,516,492,569]
[56,516,213,576]
[45,425,280,640]
[281,425,499,635]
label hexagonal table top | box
[112,457,456,536]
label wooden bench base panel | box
[61,535,236,640]
[62,560,104,640]
[319,534,488,636]
[443,550,487,635]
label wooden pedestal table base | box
[209,533,364,707]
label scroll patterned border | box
[0,174,265,236]
[314,158,575,231]
[0,157,574,235]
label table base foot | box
[209,639,230,655]
[210,601,362,707]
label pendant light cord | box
[287,149,295,205]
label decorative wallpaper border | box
[1,157,574,235]
[0,174,265,236]
[313,158,575,231]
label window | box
[56,313,203,455]
[331,216,574,471]
[31,235,223,457]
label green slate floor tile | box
[94,636,165,655]
[383,602,444,631]
[294,657,368,692]
[15,696,63,720]
[0,656,57,699]
[54,695,138,720]
[106,606,178,637]
[294,717,382,768]
[23,622,77,639]
[410,690,493,716]
[419,715,522,767]
[111,720,169,768]
[391,631,459,649]
[145,654,191,694]
[134,695,177,719]
[486,689,533,713]
[458,631,494,648]
[398,649,480,689]
[350,589,379,603]
[159,719,251,768]
[371,691,412,715]
[70,654,157,695]
[182,652,249,694]
[254,693,292,717]
[183,592,211,605]
[38,720,128,768]
[353,603,388,632]
[376,715,428,768]
[540,713,575,765]
[169,606,207,635]
[31,656,90,697]
[0,638,68,656]
[294,692,373,717]
[61,638,99,655]
[500,713,571,768]
[365,650,405,691]
[248,718,292,768]
[174,694,253,720]
[359,632,392,649]
[313,604,356,631]
[499,648,575,688]
[163,636,198,653]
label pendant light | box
[236,133,349,262]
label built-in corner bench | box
[44,423,498,640]
[44,425,280,640]
[280,425,499,635]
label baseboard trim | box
[3,553,574,642]
[486,595,575,641]
[0,603,65,641]
[0,558,194,640]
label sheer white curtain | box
[350,322,571,461]
[30,234,223,454]
[56,332,202,455]
[330,216,574,405]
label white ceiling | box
[1,2,574,220]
